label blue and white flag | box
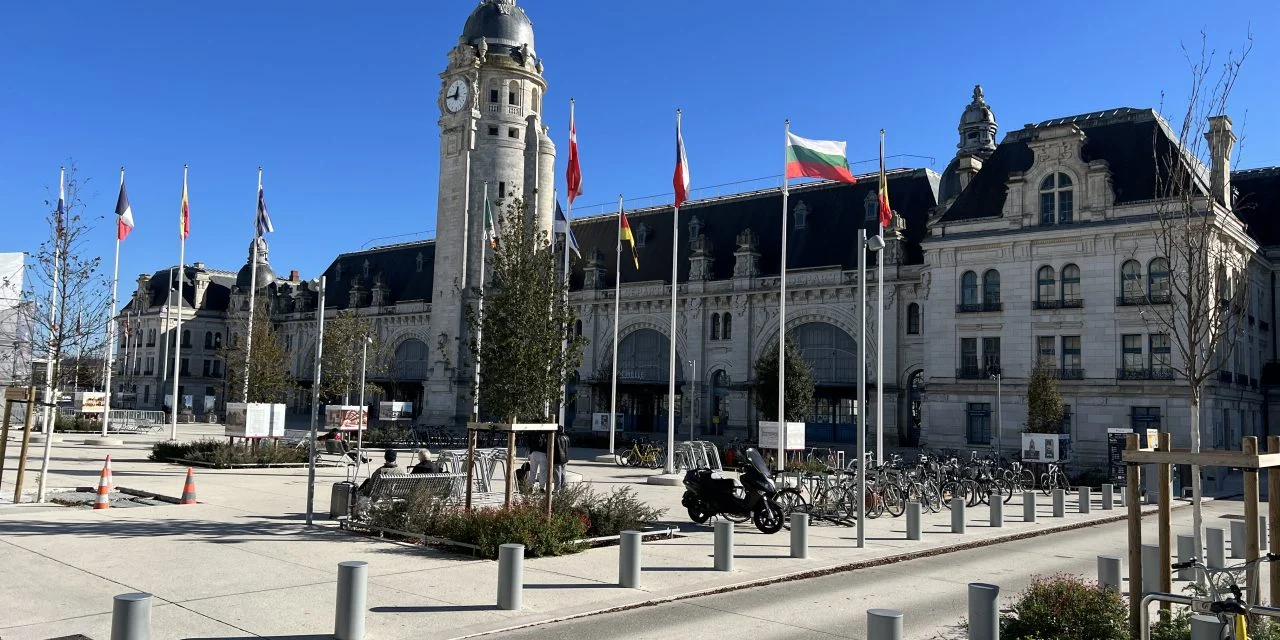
[256,185,274,237]
[554,201,580,258]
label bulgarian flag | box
[785,132,857,184]
[619,210,639,269]
[673,111,690,207]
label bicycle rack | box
[1140,592,1280,640]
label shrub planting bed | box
[150,439,310,468]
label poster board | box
[592,413,623,433]
[74,392,106,414]
[758,421,806,451]
[1021,433,1073,463]
[1107,427,1130,481]
[378,401,413,421]
[325,405,368,431]
[224,403,286,438]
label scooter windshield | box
[745,448,771,476]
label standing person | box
[528,432,549,490]
[551,426,570,491]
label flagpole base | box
[647,474,683,487]
[593,454,618,464]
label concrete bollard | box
[990,494,1003,528]
[714,520,734,572]
[1142,544,1162,595]
[1120,486,1127,507]
[1079,487,1091,514]
[1176,534,1197,581]
[497,544,524,611]
[867,608,904,640]
[1098,555,1122,593]
[1102,483,1114,510]
[1232,520,1247,559]
[1206,527,1226,569]
[1191,614,1224,640]
[906,502,922,540]
[1262,516,1270,550]
[619,531,642,588]
[1023,491,1037,523]
[1053,489,1066,517]
[951,498,966,534]
[335,561,368,640]
[111,593,152,640]
[790,513,809,559]
[968,583,999,640]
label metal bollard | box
[1177,534,1196,581]
[906,501,922,540]
[951,498,966,534]
[1262,516,1270,550]
[1120,486,1127,507]
[335,561,368,640]
[1206,527,1226,569]
[111,593,152,640]
[1097,555,1122,593]
[990,494,1003,528]
[1191,614,1224,640]
[790,513,809,559]
[619,531,642,588]
[1079,487,1091,514]
[497,544,524,611]
[714,520,734,572]
[1053,489,1066,517]
[968,583,999,640]
[1232,520,1247,559]
[867,608,904,640]
[1023,491,1037,523]
[1102,483,1114,510]
[1142,544,1162,595]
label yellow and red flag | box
[619,210,639,270]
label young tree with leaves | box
[219,300,294,404]
[754,338,814,424]
[468,198,584,423]
[320,310,383,405]
[1025,357,1064,434]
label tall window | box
[907,303,921,335]
[180,358,190,376]
[1037,336,1056,361]
[182,330,191,348]
[960,271,978,306]
[1132,406,1162,431]
[1149,258,1171,301]
[1121,260,1143,299]
[507,80,520,106]
[1122,334,1143,370]
[1039,173,1074,224]
[722,313,732,340]
[1037,266,1057,304]
[1061,264,1082,302]
[202,360,211,377]
[214,332,222,348]
[710,313,720,340]
[966,403,992,445]
[960,338,978,374]
[147,329,156,347]
[1149,334,1171,372]
[983,270,1001,304]
[982,337,1001,374]
[204,332,213,349]
[1062,336,1082,372]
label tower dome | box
[957,85,998,158]
[236,237,275,290]
[461,0,535,56]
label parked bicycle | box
[1167,554,1280,640]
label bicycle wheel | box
[921,481,942,513]
[775,488,806,516]
[1018,469,1036,492]
[1040,473,1053,496]
[964,480,982,507]
[940,480,962,509]
[884,485,905,518]
[977,480,991,505]
[615,450,633,467]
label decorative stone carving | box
[475,37,488,63]
[734,229,759,279]
[688,234,713,281]
[584,249,607,289]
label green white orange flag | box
[785,132,857,184]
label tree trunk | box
[1190,393,1204,582]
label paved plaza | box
[0,426,1215,639]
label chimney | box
[193,262,205,269]
[290,270,300,282]
[1205,115,1236,207]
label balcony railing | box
[1117,292,1173,306]
[1236,373,1250,386]
[1033,298,1084,310]
[1058,367,1085,380]
[1117,367,1175,381]
[956,367,986,380]
[956,301,1003,314]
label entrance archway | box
[615,328,684,433]
[789,322,858,443]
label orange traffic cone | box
[93,457,112,510]
[103,455,114,492]
[180,467,198,505]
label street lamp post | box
[355,335,372,481]
[988,365,1002,457]
[687,359,697,443]
[856,230,885,550]
[305,276,327,526]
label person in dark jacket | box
[410,448,440,474]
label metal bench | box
[349,472,470,524]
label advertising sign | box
[758,421,806,451]
[225,403,287,438]
[325,405,368,431]
[74,392,107,414]
[1021,433,1073,463]
[378,401,413,421]
[1107,428,1130,482]
[592,413,623,433]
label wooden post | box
[12,385,37,503]
[1245,436,1261,605]
[504,431,516,508]
[1127,433,1143,640]
[0,399,13,488]
[465,427,477,512]
[1269,436,1280,606]
[544,430,555,517]
[1158,432,1172,609]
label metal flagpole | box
[666,111,682,475]
[856,228,867,548]
[244,167,262,403]
[102,168,124,437]
[36,167,65,502]
[609,195,622,454]
[778,121,790,472]
[170,166,188,440]
[472,183,489,422]
[160,268,173,399]
[558,190,570,429]
[876,131,886,465]
[305,276,326,526]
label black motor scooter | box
[681,447,784,533]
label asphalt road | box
[479,510,1195,640]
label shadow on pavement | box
[370,604,500,613]
[524,583,618,590]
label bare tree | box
[1141,31,1253,563]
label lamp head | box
[867,234,886,252]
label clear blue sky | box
[2,1,1277,298]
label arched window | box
[214,332,222,349]
[1149,258,1170,301]
[960,271,978,306]
[1039,173,1074,225]
[147,328,156,346]
[1121,260,1143,300]
[907,303,921,335]
[983,270,1001,305]
[1036,266,1057,304]
[204,331,213,349]
[710,313,720,340]
[1061,264,1082,303]
[507,80,520,106]
[721,313,732,340]
[531,88,541,112]
[574,320,583,336]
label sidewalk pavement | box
[0,426,1214,640]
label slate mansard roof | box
[1234,167,1280,247]
[318,241,437,310]
[122,266,236,315]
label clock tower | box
[426,0,556,424]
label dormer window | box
[635,223,650,248]
[1039,173,1074,225]
[363,260,371,278]
[688,215,703,238]
[793,201,809,230]
[416,252,424,273]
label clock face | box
[445,79,469,113]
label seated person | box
[410,448,441,474]
[319,428,369,463]
[358,449,401,494]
